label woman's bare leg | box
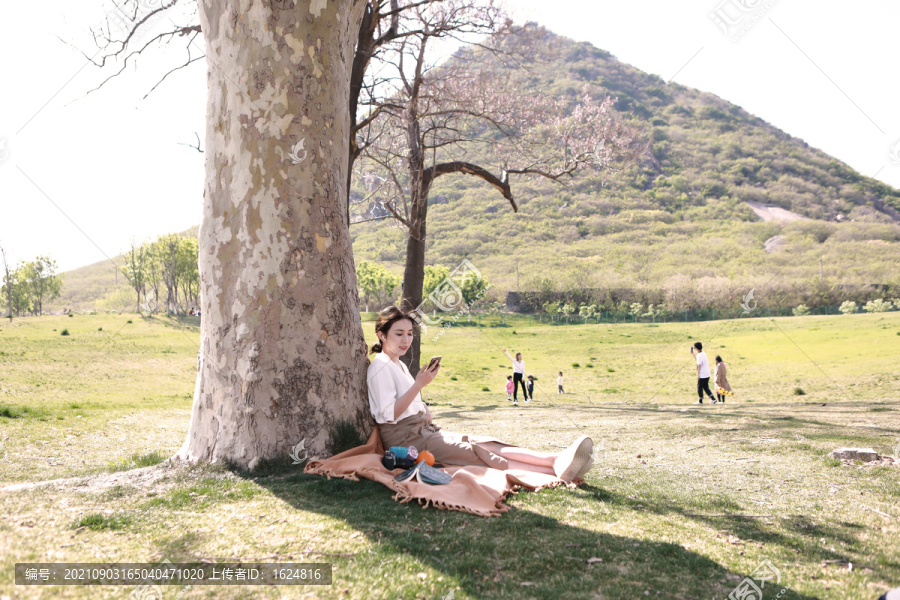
[505,459,556,475]
[480,438,594,481]
[480,442,556,467]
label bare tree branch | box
[142,40,204,98]
[178,131,204,153]
[69,0,201,100]
[425,161,518,211]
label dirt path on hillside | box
[745,200,808,222]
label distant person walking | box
[691,342,715,404]
[505,375,514,403]
[714,355,731,403]
[557,371,564,394]
[502,348,527,403]
[526,375,535,401]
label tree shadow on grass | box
[593,485,855,556]
[588,485,899,587]
[682,408,900,441]
[436,405,503,420]
[233,471,823,600]
[570,403,900,438]
[139,314,200,332]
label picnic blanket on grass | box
[303,427,576,517]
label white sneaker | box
[554,436,593,482]
[573,454,594,481]
[694,400,703,404]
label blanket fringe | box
[391,491,509,517]
[418,495,509,517]
[304,463,361,482]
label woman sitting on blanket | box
[367,306,594,483]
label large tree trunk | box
[344,3,370,226]
[176,0,370,470]
[398,109,429,377]
[399,215,427,376]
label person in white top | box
[501,348,528,403]
[366,306,595,482]
[690,342,715,404]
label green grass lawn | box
[0,312,898,599]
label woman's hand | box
[415,360,440,388]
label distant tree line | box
[507,277,899,319]
[506,274,900,316]
[121,233,199,315]
[356,261,490,313]
[0,254,63,318]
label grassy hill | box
[48,258,134,314]
[349,26,900,304]
[46,226,198,314]
[50,27,900,313]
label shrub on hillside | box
[864,299,892,313]
[839,301,858,315]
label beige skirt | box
[378,413,513,469]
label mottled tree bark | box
[399,195,427,375]
[176,0,370,470]
[398,100,429,376]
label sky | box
[1,0,898,273]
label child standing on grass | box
[526,375,534,402]
[505,375,514,402]
[714,355,731,403]
[557,371,564,394]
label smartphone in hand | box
[427,356,442,370]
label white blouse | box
[366,352,427,424]
[504,350,524,374]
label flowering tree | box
[642,303,662,322]
[579,303,596,324]
[863,299,891,313]
[629,302,643,320]
[358,14,642,372]
[792,304,810,317]
[839,300,858,315]
[542,300,560,323]
[561,301,576,324]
